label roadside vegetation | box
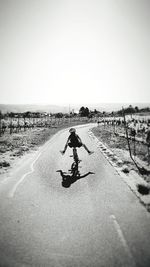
[0,104,150,184]
[91,109,150,198]
[0,115,92,175]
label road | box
[0,124,150,267]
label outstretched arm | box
[61,136,70,154]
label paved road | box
[0,124,150,267]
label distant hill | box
[71,103,150,113]
[0,104,69,114]
[0,103,149,114]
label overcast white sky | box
[0,0,150,105]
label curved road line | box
[110,214,136,267]
[6,124,95,198]
[8,152,42,198]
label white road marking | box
[8,152,42,198]
[110,214,136,267]
[3,124,94,198]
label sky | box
[0,0,150,105]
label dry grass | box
[0,121,88,174]
[92,126,150,183]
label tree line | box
[0,104,149,120]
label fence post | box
[0,111,2,137]
[146,127,150,165]
[24,117,26,131]
[148,145,150,165]
[122,107,141,173]
[10,114,13,134]
[122,107,132,159]
[113,114,116,134]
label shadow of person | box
[56,170,95,188]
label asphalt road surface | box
[0,124,150,267]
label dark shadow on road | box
[56,170,95,188]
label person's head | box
[69,128,76,134]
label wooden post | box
[0,111,2,137]
[17,116,19,132]
[147,145,150,165]
[24,117,26,131]
[146,127,150,165]
[133,135,136,157]
[10,114,13,134]
[113,114,116,134]
[122,107,132,159]
[122,107,140,171]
